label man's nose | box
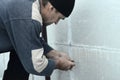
[55,19,60,24]
[55,21,58,24]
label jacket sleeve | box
[5,19,55,76]
[39,36,53,55]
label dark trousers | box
[2,50,29,80]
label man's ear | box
[47,2,54,11]
[42,2,54,12]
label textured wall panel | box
[0,53,9,79]
[47,19,69,44]
[47,0,120,80]
[70,0,120,48]
[0,54,4,78]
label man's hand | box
[55,56,75,70]
[46,50,73,61]
[46,50,75,70]
[58,52,74,62]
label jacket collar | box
[32,0,43,25]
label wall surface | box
[0,53,9,80]
[1,0,120,80]
[46,0,120,80]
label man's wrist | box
[46,50,60,59]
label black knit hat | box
[48,0,75,17]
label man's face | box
[41,3,65,26]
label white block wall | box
[46,0,120,80]
[0,53,9,80]
[1,0,120,80]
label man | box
[0,0,75,80]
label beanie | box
[48,0,75,17]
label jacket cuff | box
[40,59,56,76]
[43,43,53,54]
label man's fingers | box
[70,59,74,62]
[54,56,75,71]
[70,63,75,69]
[66,60,75,70]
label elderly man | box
[0,0,75,80]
